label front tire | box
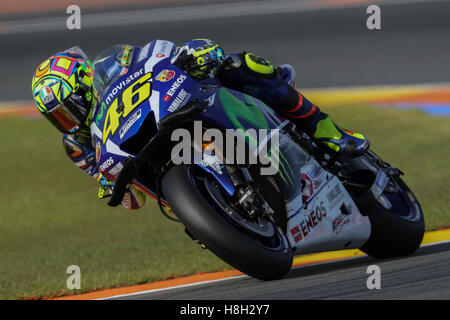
[161,164,293,280]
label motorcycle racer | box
[31,39,369,210]
[31,47,146,210]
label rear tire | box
[359,177,425,259]
[161,164,293,280]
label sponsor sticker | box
[290,225,303,243]
[162,74,187,102]
[155,40,169,58]
[301,173,314,201]
[121,45,133,66]
[105,68,144,104]
[206,93,216,107]
[332,213,351,234]
[327,183,343,205]
[95,142,101,163]
[74,159,87,168]
[290,202,327,243]
[167,89,191,112]
[119,67,129,77]
[156,69,175,82]
[40,86,55,104]
[119,109,142,139]
[308,166,323,188]
[109,162,124,176]
[309,166,322,178]
[371,170,389,199]
[99,156,114,172]
[137,43,151,62]
[144,40,174,72]
[95,102,107,126]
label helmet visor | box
[46,94,88,133]
[48,103,80,133]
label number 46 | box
[103,72,152,143]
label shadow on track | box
[284,242,450,281]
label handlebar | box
[107,99,208,207]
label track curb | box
[50,227,450,300]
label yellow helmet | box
[32,47,95,134]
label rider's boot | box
[278,87,369,157]
[308,112,370,157]
[277,65,369,157]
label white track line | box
[421,239,450,247]
[98,239,450,300]
[1,0,448,36]
[96,275,249,300]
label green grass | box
[0,105,449,299]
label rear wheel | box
[359,176,425,258]
[161,164,293,280]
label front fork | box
[197,161,275,220]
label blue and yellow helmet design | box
[32,46,95,134]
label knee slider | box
[242,52,276,78]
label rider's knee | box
[217,52,299,110]
[220,52,276,79]
[242,52,276,78]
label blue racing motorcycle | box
[91,43,424,280]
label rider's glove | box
[97,172,114,199]
[171,39,225,79]
[97,173,146,210]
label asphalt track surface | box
[108,242,450,300]
[3,0,449,300]
[1,0,450,101]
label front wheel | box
[161,164,293,280]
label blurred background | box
[0,0,449,299]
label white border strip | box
[96,275,249,300]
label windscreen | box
[93,44,135,99]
